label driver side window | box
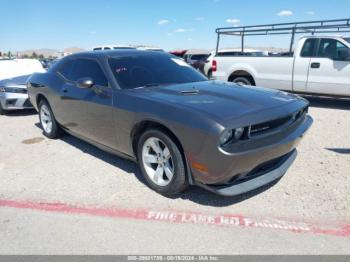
[58,58,108,87]
[70,59,109,87]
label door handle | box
[311,62,320,69]
[62,88,68,93]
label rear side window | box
[317,38,348,59]
[59,59,108,87]
[93,48,102,51]
[300,39,317,57]
[218,52,242,56]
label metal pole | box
[241,34,244,53]
[215,33,220,55]
[289,28,295,53]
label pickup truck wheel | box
[39,100,62,139]
[137,129,188,195]
[232,76,252,86]
[207,70,212,79]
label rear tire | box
[137,129,188,195]
[232,76,253,86]
[38,99,62,139]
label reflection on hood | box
[0,75,31,87]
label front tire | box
[137,129,188,195]
[0,104,5,115]
[39,100,62,139]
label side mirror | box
[77,77,94,88]
[336,49,350,61]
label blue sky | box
[1,0,350,52]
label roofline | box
[64,49,172,59]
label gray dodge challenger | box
[27,50,313,196]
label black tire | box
[0,104,5,115]
[137,129,188,195]
[38,99,63,139]
[207,70,212,79]
[232,76,253,86]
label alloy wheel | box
[141,137,174,187]
[40,104,53,134]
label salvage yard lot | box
[0,96,349,254]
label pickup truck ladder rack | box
[215,18,350,54]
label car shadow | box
[169,179,281,207]
[34,122,280,207]
[2,109,37,117]
[303,96,350,110]
[326,148,350,154]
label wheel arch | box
[228,70,256,85]
[130,120,194,184]
[36,93,48,108]
[131,120,184,157]
[227,65,257,85]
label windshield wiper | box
[136,83,177,89]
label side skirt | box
[62,127,137,163]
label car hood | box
[140,81,304,121]
[0,75,30,88]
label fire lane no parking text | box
[0,198,349,238]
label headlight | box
[0,86,26,93]
[219,129,233,146]
[234,127,244,140]
[219,128,245,146]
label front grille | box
[16,88,27,94]
[250,115,292,136]
[249,107,308,137]
[4,87,27,94]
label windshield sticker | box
[116,67,127,73]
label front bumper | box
[197,150,297,196]
[0,92,33,110]
[190,114,313,195]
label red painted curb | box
[0,199,349,237]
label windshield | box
[109,54,207,89]
[343,37,350,44]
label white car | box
[203,48,267,78]
[92,45,135,51]
[213,36,350,97]
[0,59,46,114]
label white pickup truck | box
[213,36,350,97]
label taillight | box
[212,60,217,72]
